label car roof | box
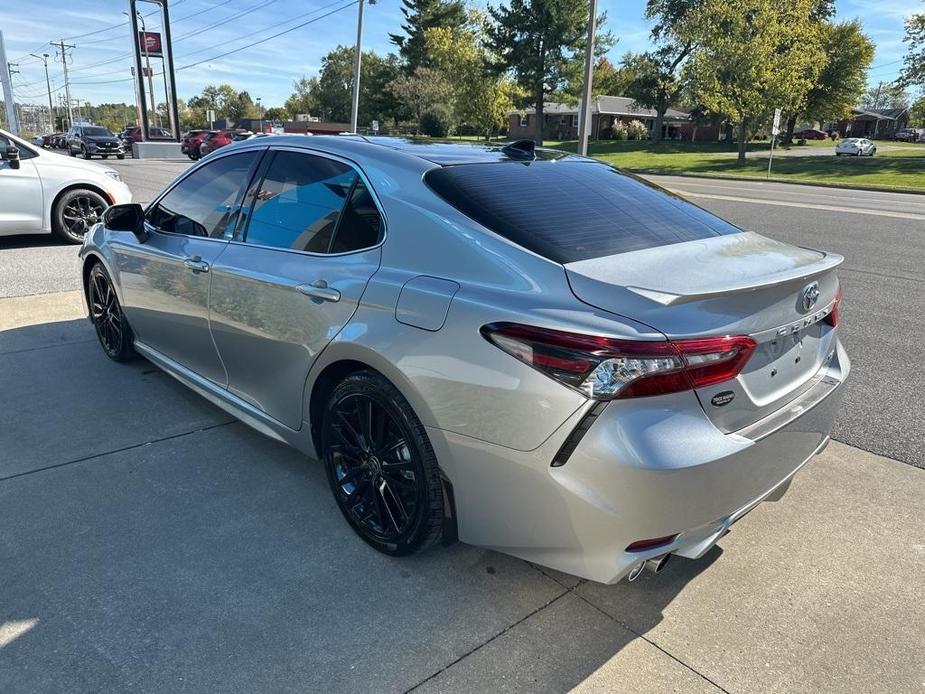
[245,134,586,167]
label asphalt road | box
[0,161,922,467]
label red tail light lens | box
[824,285,842,327]
[481,323,756,400]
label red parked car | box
[181,129,213,160]
[793,128,828,140]
[199,129,246,157]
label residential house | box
[832,108,909,139]
[507,96,706,141]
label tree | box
[860,82,910,110]
[628,0,702,142]
[263,106,290,122]
[898,9,925,88]
[488,0,612,143]
[284,76,319,117]
[427,10,518,139]
[314,46,403,126]
[910,94,925,126]
[388,67,453,132]
[187,84,245,122]
[389,0,467,72]
[799,22,874,129]
[684,0,826,162]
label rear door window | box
[424,161,741,263]
[242,151,381,253]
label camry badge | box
[801,282,820,312]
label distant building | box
[507,96,710,141]
[832,108,909,139]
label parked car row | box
[181,129,280,160]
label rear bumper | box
[429,339,849,584]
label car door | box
[111,149,262,384]
[0,134,44,235]
[209,148,383,429]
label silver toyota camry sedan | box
[78,136,849,584]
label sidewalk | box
[1,292,923,693]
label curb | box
[623,169,925,196]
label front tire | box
[117,154,125,160]
[321,371,443,556]
[52,188,109,243]
[88,263,135,362]
[82,147,92,160]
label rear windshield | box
[424,161,741,263]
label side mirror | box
[1,145,20,169]
[102,203,148,243]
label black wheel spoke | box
[325,391,425,543]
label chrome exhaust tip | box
[627,562,645,582]
[645,554,671,574]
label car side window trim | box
[230,145,387,258]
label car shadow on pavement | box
[0,317,718,694]
[0,233,70,249]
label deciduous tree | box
[898,8,925,88]
[389,0,467,73]
[684,0,826,162]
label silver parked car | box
[835,137,876,156]
[78,137,849,584]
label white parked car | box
[0,128,131,243]
[835,138,876,157]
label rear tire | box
[321,370,443,556]
[87,263,135,362]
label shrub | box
[611,124,628,141]
[626,119,648,141]
[419,110,451,138]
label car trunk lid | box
[565,231,843,432]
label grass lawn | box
[546,139,925,192]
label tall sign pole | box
[577,0,598,155]
[0,31,18,134]
[767,107,781,179]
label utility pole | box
[53,40,75,128]
[577,0,598,155]
[31,53,55,133]
[873,81,883,138]
[0,30,18,134]
[350,0,375,133]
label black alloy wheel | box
[53,189,108,243]
[322,371,443,555]
[87,263,135,361]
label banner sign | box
[139,31,163,58]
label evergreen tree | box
[389,0,467,73]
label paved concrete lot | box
[2,161,924,692]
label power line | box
[76,0,237,47]
[58,0,188,42]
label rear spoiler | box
[626,250,844,307]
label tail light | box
[824,285,842,327]
[480,323,756,400]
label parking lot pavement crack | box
[0,337,96,356]
[528,563,735,694]
[0,420,236,483]
[402,589,570,693]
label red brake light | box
[481,323,756,400]
[824,285,842,327]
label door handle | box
[183,256,210,273]
[297,280,340,303]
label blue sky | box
[2,0,920,108]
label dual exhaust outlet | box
[626,553,671,582]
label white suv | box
[1,128,132,243]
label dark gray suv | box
[67,125,125,160]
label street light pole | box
[31,53,55,132]
[577,0,598,156]
[256,96,262,133]
[350,0,375,133]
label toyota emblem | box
[801,282,820,312]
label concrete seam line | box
[528,564,735,694]
[840,266,925,286]
[669,190,925,221]
[402,590,570,693]
[0,420,236,483]
[0,338,96,357]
